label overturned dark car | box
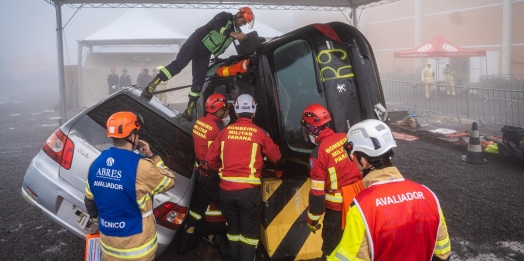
[21,22,386,259]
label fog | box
[0,0,350,76]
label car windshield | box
[87,94,194,178]
[273,39,324,153]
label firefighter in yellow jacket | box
[328,119,451,261]
[443,64,455,96]
[421,61,435,99]
[84,112,175,261]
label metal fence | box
[479,75,523,91]
[382,80,523,127]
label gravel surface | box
[1,82,523,260]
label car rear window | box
[87,94,194,178]
[273,39,324,153]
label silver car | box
[20,87,196,256]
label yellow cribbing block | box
[260,177,323,260]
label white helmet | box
[346,119,396,158]
[234,94,256,114]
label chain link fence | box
[382,80,523,127]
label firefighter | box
[206,94,281,261]
[178,93,231,255]
[443,64,456,96]
[107,67,119,95]
[84,111,175,261]
[196,202,230,259]
[328,119,451,261]
[141,7,255,121]
[301,104,364,258]
[421,61,435,99]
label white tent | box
[48,0,397,121]
[77,9,189,107]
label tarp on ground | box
[394,35,486,58]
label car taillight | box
[42,128,74,170]
[154,202,187,230]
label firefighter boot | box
[213,234,230,259]
[140,76,162,101]
[182,92,200,121]
[178,231,199,255]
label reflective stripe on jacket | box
[307,128,362,222]
[85,152,175,261]
[204,202,227,223]
[206,118,281,191]
[328,167,451,261]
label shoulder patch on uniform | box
[309,159,314,169]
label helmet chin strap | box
[126,132,138,149]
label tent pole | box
[55,1,67,123]
[485,56,488,75]
[352,7,358,26]
[77,41,83,109]
[393,57,396,81]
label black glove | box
[141,76,162,101]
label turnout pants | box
[446,76,455,95]
[321,209,343,257]
[424,79,435,99]
[220,187,262,261]
[185,164,221,228]
[164,34,211,94]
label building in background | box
[361,0,524,85]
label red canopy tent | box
[393,35,487,81]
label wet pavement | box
[1,82,523,260]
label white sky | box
[0,0,350,73]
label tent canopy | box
[81,9,187,47]
[394,35,486,58]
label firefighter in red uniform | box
[206,94,281,261]
[196,202,230,259]
[301,104,364,257]
[328,119,451,261]
[179,93,231,255]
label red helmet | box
[106,112,144,138]
[205,93,228,113]
[239,7,255,29]
[301,104,331,127]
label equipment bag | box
[501,125,524,145]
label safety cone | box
[461,122,487,164]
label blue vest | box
[88,147,144,237]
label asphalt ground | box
[1,81,524,260]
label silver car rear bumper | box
[21,149,176,256]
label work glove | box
[306,215,321,234]
[141,76,162,101]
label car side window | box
[273,39,324,153]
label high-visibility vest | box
[216,58,250,77]
[202,18,239,56]
[354,179,440,261]
[88,148,144,237]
